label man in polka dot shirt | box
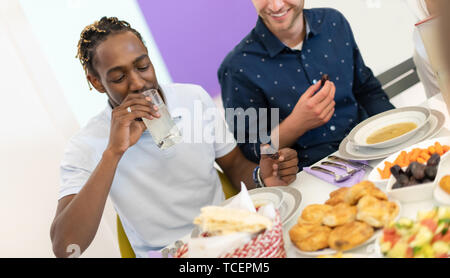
[218,0,395,169]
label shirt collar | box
[255,9,318,57]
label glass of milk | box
[142,89,182,149]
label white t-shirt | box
[59,83,237,257]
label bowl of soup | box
[348,107,431,149]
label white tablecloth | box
[170,94,450,258]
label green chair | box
[116,170,238,258]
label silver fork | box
[327,155,373,170]
[310,166,351,183]
[321,161,359,176]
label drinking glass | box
[142,89,182,149]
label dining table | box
[164,93,450,258]
[284,93,450,258]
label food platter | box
[292,199,402,257]
[289,181,402,257]
[368,136,450,186]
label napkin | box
[303,161,369,188]
[186,182,276,258]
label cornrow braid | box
[76,16,145,88]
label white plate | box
[339,109,445,161]
[349,107,430,149]
[294,231,381,257]
[434,155,450,205]
[293,200,402,257]
[221,187,284,210]
[368,136,450,187]
[277,186,302,226]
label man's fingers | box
[278,158,298,170]
[119,98,160,118]
[121,97,157,111]
[277,148,297,162]
[318,99,336,120]
[281,174,297,184]
[131,120,147,133]
[301,81,322,99]
[121,111,154,122]
[278,166,299,177]
[323,107,335,123]
[311,81,333,105]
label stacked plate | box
[220,187,302,226]
[338,107,445,161]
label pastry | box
[328,221,374,251]
[322,203,357,227]
[300,204,333,224]
[344,180,387,205]
[289,223,332,252]
[356,195,399,228]
[325,187,349,206]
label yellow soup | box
[366,122,417,144]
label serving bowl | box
[348,107,430,149]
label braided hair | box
[76,17,145,88]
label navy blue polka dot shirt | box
[218,8,395,169]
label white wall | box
[18,0,172,128]
[0,0,120,258]
[306,0,418,75]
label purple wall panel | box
[137,0,257,97]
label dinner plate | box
[292,200,402,257]
[220,187,284,210]
[338,109,445,161]
[348,107,430,149]
[368,136,450,186]
[277,186,302,226]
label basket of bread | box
[175,183,286,258]
[289,181,400,255]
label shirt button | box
[313,79,317,84]
[304,154,309,159]
[328,145,334,150]
[330,125,336,131]
[322,133,327,137]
